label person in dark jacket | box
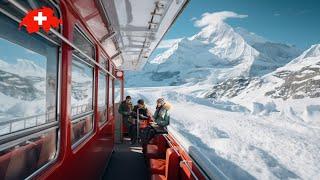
[130,99,151,144]
[118,96,133,138]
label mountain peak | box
[300,44,320,59]
[234,27,267,45]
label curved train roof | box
[99,0,189,71]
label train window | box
[0,7,59,180]
[71,59,94,116]
[114,80,121,104]
[98,55,108,126]
[108,65,114,116]
[70,28,95,147]
[73,27,95,59]
[98,72,107,126]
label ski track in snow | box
[126,87,320,180]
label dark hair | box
[137,99,144,105]
[126,96,131,100]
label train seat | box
[151,174,166,180]
[0,151,12,178]
[150,148,180,180]
[145,135,167,159]
[149,158,166,175]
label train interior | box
[0,0,212,180]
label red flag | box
[19,7,62,33]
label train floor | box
[102,137,149,180]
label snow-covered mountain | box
[0,59,46,78]
[265,44,320,100]
[126,20,301,87]
[206,44,320,100]
[124,12,320,179]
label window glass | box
[108,65,114,116]
[73,27,95,59]
[98,72,107,125]
[71,115,93,145]
[71,59,94,116]
[0,5,59,180]
[114,80,121,104]
[0,129,58,179]
[99,55,108,68]
[70,28,95,147]
[0,14,58,136]
[98,72,107,107]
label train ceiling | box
[99,0,189,71]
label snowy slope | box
[0,59,46,125]
[123,12,319,180]
[126,86,320,180]
[225,44,320,124]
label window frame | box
[0,1,62,179]
[98,71,108,127]
[70,25,96,150]
[98,54,109,127]
[108,64,115,116]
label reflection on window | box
[98,72,107,107]
[70,27,95,147]
[73,27,95,59]
[0,7,59,180]
[70,57,94,146]
[0,129,57,179]
[71,59,93,116]
[0,29,58,135]
[108,65,114,116]
[98,72,108,125]
[114,80,121,104]
[71,115,93,145]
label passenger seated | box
[141,98,171,145]
[130,99,151,144]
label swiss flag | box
[19,7,62,33]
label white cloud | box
[158,38,183,49]
[190,17,197,21]
[194,11,248,27]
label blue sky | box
[0,37,46,68]
[157,0,320,53]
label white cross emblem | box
[34,12,47,25]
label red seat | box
[145,135,167,159]
[149,158,166,175]
[145,144,160,159]
[150,148,180,180]
[0,151,12,178]
[151,174,166,180]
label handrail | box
[6,0,116,79]
[0,105,90,135]
[181,160,200,180]
[163,134,201,180]
[0,111,56,135]
[71,104,92,116]
[168,126,230,180]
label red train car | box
[0,0,213,179]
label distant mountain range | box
[126,20,302,87]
